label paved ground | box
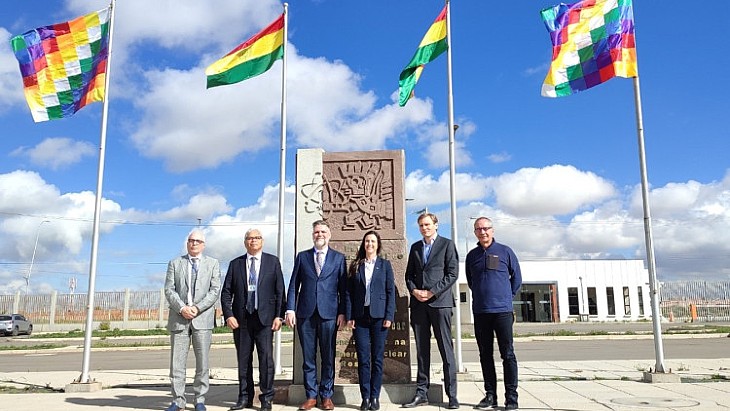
[2,323,729,410]
[2,357,729,410]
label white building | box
[456,259,652,323]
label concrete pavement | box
[2,357,730,410]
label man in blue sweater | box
[465,217,522,411]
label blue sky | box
[1,0,728,295]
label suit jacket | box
[165,254,221,331]
[220,252,286,326]
[405,235,459,308]
[345,257,396,321]
[286,247,347,320]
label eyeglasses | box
[246,236,263,241]
[474,227,493,232]
[187,239,205,244]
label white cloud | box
[129,48,441,172]
[11,137,96,170]
[0,28,25,111]
[490,165,616,216]
[68,0,280,54]
[204,184,296,272]
[453,170,730,280]
[405,170,489,208]
[156,192,233,221]
[487,151,512,163]
[0,170,241,294]
[130,65,278,172]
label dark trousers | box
[353,307,389,401]
[474,312,518,405]
[410,303,457,399]
[233,311,275,403]
[298,309,338,400]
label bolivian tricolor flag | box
[398,6,447,107]
[206,14,284,88]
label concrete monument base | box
[642,371,681,383]
[65,380,103,392]
[288,383,444,405]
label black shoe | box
[360,399,370,411]
[260,400,273,410]
[369,398,380,411]
[505,404,519,411]
[230,401,252,411]
[447,398,460,409]
[475,393,497,410]
[402,395,428,408]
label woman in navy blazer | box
[345,231,395,411]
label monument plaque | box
[293,149,411,386]
[290,149,411,395]
[321,150,410,384]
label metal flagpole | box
[274,2,288,376]
[444,0,464,373]
[78,0,116,385]
[632,75,666,373]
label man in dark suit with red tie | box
[403,213,459,409]
[221,228,286,411]
[285,220,347,411]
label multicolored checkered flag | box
[10,8,110,122]
[541,0,637,97]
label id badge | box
[248,284,257,292]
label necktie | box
[246,257,257,314]
[190,257,199,301]
[316,251,324,275]
[423,242,432,263]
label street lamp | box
[25,220,50,296]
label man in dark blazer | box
[164,229,221,411]
[285,220,347,411]
[221,228,286,411]
[403,213,459,409]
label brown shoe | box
[299,399,317,410]
[321,398,335,410]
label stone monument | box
[291,148,426,403]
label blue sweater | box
[465,239,522,314]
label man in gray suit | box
[403,213,459,409]
[164,229,221,411]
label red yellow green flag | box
[398,6,448,107]
[10,8,110,122]
[206,14,284,88]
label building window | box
[568,287,579,315]
[460,292,467,303]
[623,287,631,315]
[606,287,616,316]
[637,286,645,316]
[587,287,598,315]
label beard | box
[314,238,327,248]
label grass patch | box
[0,385,59,394]
[32,327,234,339]
[92,340,169,348]
[0,343,66,351]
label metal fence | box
[2,280,729,330]
[659,280,730,322]
[0,289,171,331]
